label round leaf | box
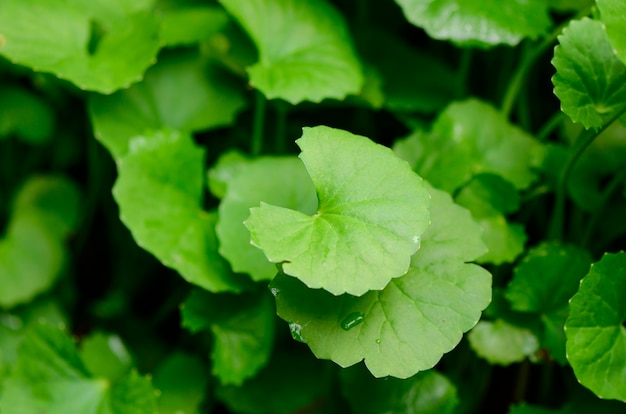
[394,0,551,48]
[468,319,539,365]
[0,0,160,93]
[270,185,491,378]
[219,0,363,103]
[214,156,317,282]
[552,18,626,130]
[565,252,626,401]
[89,51,247,159]
[112,130,250,293]
[245,126,431,296]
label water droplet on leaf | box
[289,322,304,342]
[270,287,280,297]
[341,312,364,331]
[375,339,381,344]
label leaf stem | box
[548,108,626,240]
[275,100,288,154]
[536,112,564,141]
[251,91,266,156]
[581,167,626,247]
[457,48,473,97]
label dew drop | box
[375,339,381,344]
[341,312,364,331]
[270,287,280,297]
[288,322,304,342]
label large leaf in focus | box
[394,99,544,192]
[213,155,317,282]
[0,0,160,93]
[181,289,274,385]
[219,0,363,103]
[468,319,539,365]
[112,130,249,292]
[455,174,526,264]
[89,51,247,159]
[215,350,333,414]
[271,185,491,378]
[566,252,626,401]
[0,176,80,308]
[552,18,626,130]
[245,126,430,296]
[152,353,209,414]
[341,364,459,414]
[0,86,54,143]
[0,324,157,413]
[597,0,626,66]
[394,0,551,48]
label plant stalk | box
[251,91,266,156]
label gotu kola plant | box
[0,0,626,413]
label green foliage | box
[1,0,626,412]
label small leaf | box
[181,289,274,385]
[152,352,209,414]
[79,332,133,381]
[214,155,317,282]
[112,130,250,292]
[219,0,363,103]
[552,18,626,130]
[597,0,626,66]
[394,0,551,48]
[89,50,247,159]
[245,126,431,296]
[0,324,157,413]
[341,364,459,414]
[455,174,526,264]
[468,319,539,365]
[565,252,626,401]
[0,0,160,93]
[0,86,55,143]
[395,99,544,193]
[270,185,490,378]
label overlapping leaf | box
[157,3,230,47]
[270,185,491,378]
[213,155,317,282]
[468,319,539,365]
[341,364,459,414]
[89,51,247,159]
[0,324,157,413]
[565,252,626,401]
[181,289,274,385]
[245,126,431,296]
[152,353,209,414]
[394,99,544,193]
[394,0,551,48]
[552,18,626,130]
[0,0,160,93]
[597,0,626,66]
[219,0,363,103]
[0,86,54,143]
[0,176,80,308]
[112,130,250,292]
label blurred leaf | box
[220,0,363,103]
[0,86,54,143]
[468,319,539,365]
[79,332,132,381]
[158,4,230,47]
[152,353,209,414]
[597,0,626,66]
[0,0,160,93]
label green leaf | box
[89,50,247,159]
[270,185,491,378]
[506,243,592,314]
[341,364,459,414]
[455,174,526,264]
[158,4,230,47]
[394,0,551,48]
[552,18,626,130]
[152,353,209,414]
[394,99,544,193]
[0,176,80,308]
[0,86,54,143]
[215,350,333,414]
[0,0,160,93]
[597,0,626,66]
[245,126,431,296]
[112,130,250,292]
[219,0,363,103]
[181,289,274,385]
[468,319,539,365]
[213,155,317,282]
[79,332,132,381]
[548,0,593,12]
[508,404,559,414]
[0,324,157,413]
[565,252,626,401]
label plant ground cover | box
[0,0,625,413]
